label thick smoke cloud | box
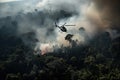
[88,0,120,30]
[34,0,92,55]
[86,0,120,39]
[0,0,120,55]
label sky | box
[0,0,21,3]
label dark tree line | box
[0,23,120,80]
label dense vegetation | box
[0,27,120,80]
[0,14,119,80]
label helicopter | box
[55,22,67,32]
[55,21,76,32]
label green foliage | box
[0,33,120,80]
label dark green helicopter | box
[55,22,67,32]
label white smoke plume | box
[34,0,95,55]
[34,0,120,55]
[0,0,119,55]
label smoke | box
[86,0,120,38]
[0,0,120,55]
[87,0,120,31]
[33,0,92,55]
[36,0,120,55]
[93,0,120,30]
[0,0,41,17]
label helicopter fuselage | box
[58,26,67,32]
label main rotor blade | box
[55,22,58,27]
[65,25,76,26]
[63,23,66,26]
